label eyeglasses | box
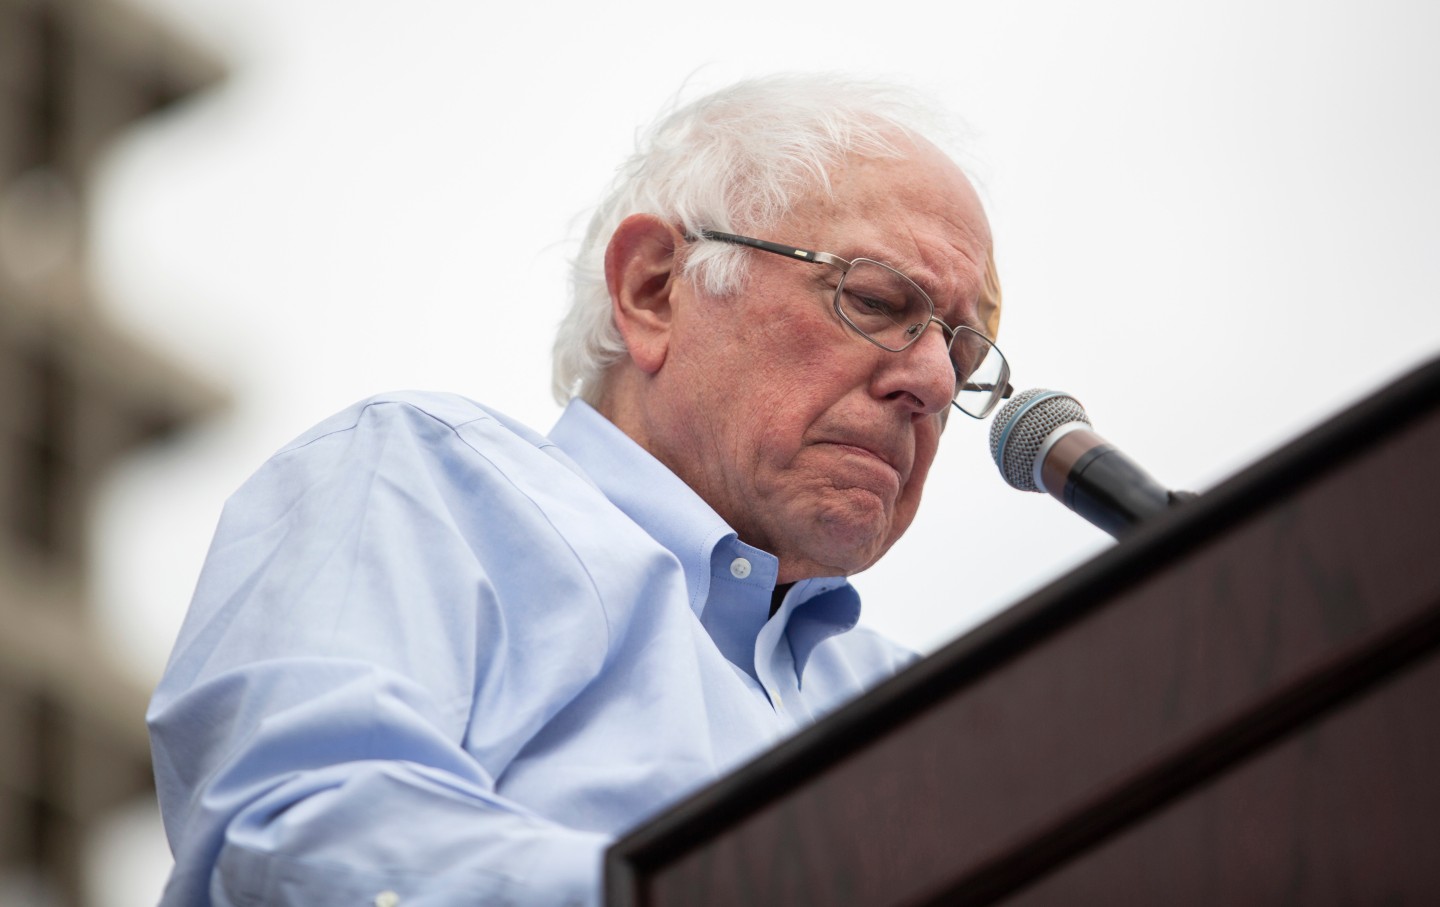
[693,230,1013,419]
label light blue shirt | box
[148,392,915,906]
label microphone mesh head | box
[988,388,1091,491]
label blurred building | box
[0,0,224,902]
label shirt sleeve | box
[147,398,613,906]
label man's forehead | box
[777,151,997,329]
[784,151,986,250]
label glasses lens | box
[950,327,1009,418]
[834,260,932,350]
[833,260,1010,419]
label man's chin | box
[777,537,891,582]
[795,502,897,576]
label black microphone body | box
[990,389,1191,538]
[1046,428,1172,536]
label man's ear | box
[605,214,682,375]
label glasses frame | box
[693,230,1014,419]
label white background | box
[79,0,1440,902]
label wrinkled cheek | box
[900,439,941,524]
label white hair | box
[551,73,966,405]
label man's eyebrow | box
[909,268,986,332]
[848,240,976,299]
[946,302,987,333]
[823,238,987,331]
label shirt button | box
[375,892,401,907]
[730,557,752,579]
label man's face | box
[637,144,993,582]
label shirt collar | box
[548,399,863,680]
[548,399,739,617]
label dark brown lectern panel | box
[633,400,1440,906]
[1006,645,1440,905]
[608,357,1440,907]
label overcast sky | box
[80,0,1440,901]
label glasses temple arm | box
[960,381,1015,396]
[694,230,823,263]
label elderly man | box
[148,74,1008,906]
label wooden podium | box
[606,355,1440,906]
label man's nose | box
[878,321,955,415]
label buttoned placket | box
[753,585,805,727]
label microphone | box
[988,389,1193,538]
